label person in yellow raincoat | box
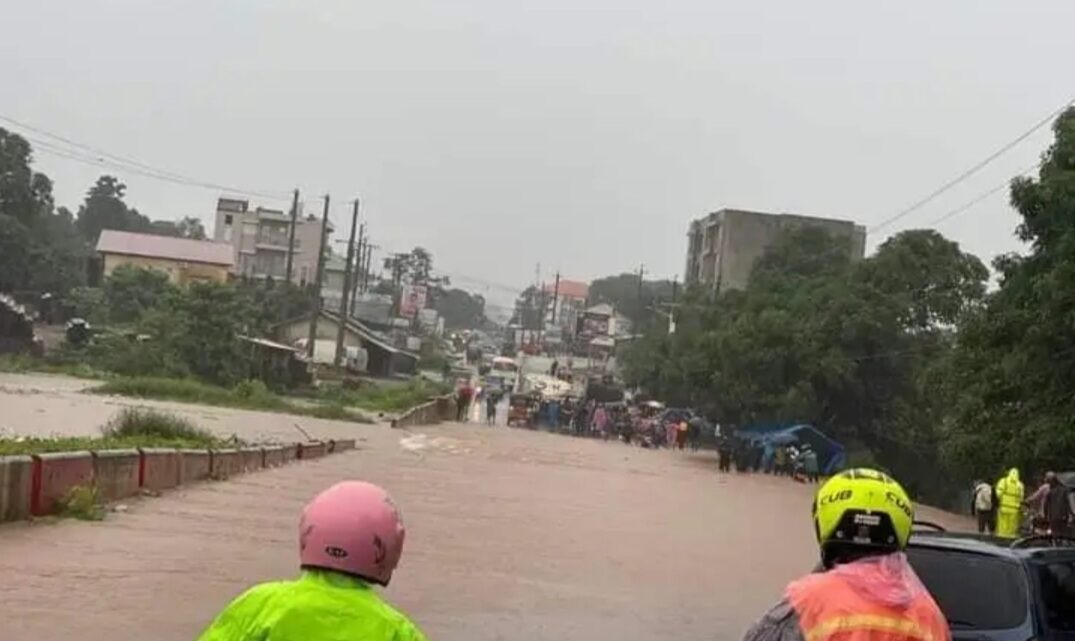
[197,481,427,641]
[994,468,1025,538]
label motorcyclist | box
[742,468,949,641]
[196,481,427,641]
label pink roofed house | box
[96,229,234,286]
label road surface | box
[0,374,968,641]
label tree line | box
[622,108,1075,503]
[0,127,208,296]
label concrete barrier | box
[238,447,263,473]
[333,438,357,452]
[31,451,94,516]
[298,441,326,460]
[0,455,33,521]
[392,394,455,428]
[281,444,299,464]
[139,448,180,491]
[92,449,140,501]
[210,449,242,480]
[179,449,211,484]
[262,446,285,467]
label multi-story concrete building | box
[684,208,866,292]
[213,197,330,285]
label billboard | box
[399,284,428,319]
[576,311,610,339]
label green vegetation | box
[0,407,226,456]
[90,377,373,423]
[57,485,105,521]
[318,378,451,413]
[0,353,109,379]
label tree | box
[103,265,176,324]
[75,175,151,241]
[944,107,1075,480]
[588,273,676,323]
[621,225,988,503]
[0,128,54,224]
[0,129,88,295]
[433,288,486,329]
[860,229,988,331]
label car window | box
[907,547,1028,630]
[1036,558,1075,632]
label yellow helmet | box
[813,468,914,566]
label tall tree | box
[945,107,1075,480]
[0,129,87,294]
[75,175,151,241]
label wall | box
[102,253,229,286]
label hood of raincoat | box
[1008,468,1020,482]
[828,553,928,610]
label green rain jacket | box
[196,570,428,641]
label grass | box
[0,354,109,380]
[89,377,373,423]
[56,485,105,521]
[317,378,451,414]
[0,407,228,456]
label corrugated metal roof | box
[96,229,234,266]
[544,279,589,300]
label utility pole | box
[350,224,365,314]
[671,274,678,304]
[551,271,560,325]
[334,199,360,366]
[361,243,375,293]
[284,188,299,284]
[306,194,330,359]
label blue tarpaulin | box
[736,423,847,475]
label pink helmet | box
[299,481,406,586]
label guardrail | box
[0,438,357,523]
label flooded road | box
[0,374,968,641]
[0,372,379,442]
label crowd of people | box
[971,468,1075,538]
[713,437,821,482]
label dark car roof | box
[909,530,1075,560]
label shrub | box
[56,485,105,521]
[101,407,216,442]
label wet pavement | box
[0,374,969,641]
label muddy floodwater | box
[0,373,968,641]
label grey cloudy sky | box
[3,0,1071,307]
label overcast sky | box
[3,1,1071,309]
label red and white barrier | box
[0,455,33,521]
[92,449,140,501]
[0,436,357,523]
[31,451,94,516]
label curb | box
[0,440,350,523]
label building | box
[274,310,418,377]
[684,208,866,292]
[96,230,233,286]
[213,197,330,285]
[542,279,589,333]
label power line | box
[868,96,1074,234]
[929,163,1041,227]
[1,114,291,202]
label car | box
[906,524,1075,641]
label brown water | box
[0,374,969,641]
